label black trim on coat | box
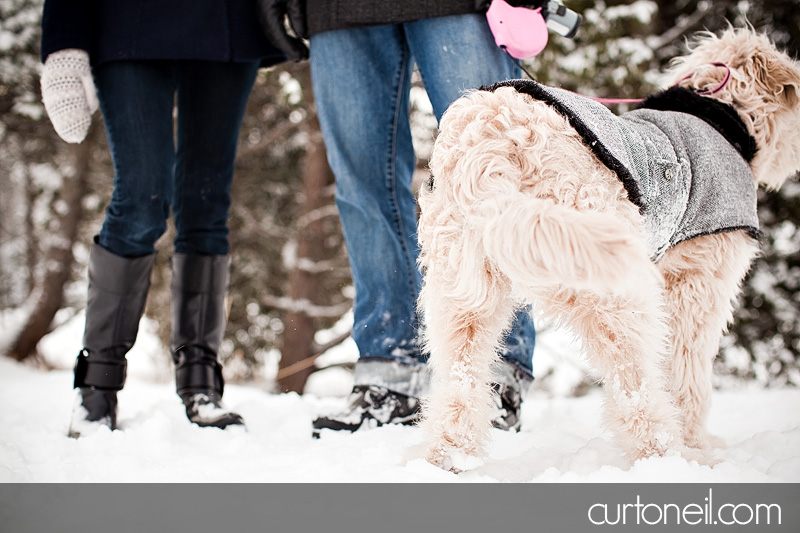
[484,79,647,208]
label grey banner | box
[0,484,797,532]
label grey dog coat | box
[484,80,760,261]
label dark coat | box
[41,0,285,67]
[305,0,478,36]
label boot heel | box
[174,345,245,429]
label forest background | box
[1,0,798,395]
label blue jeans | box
[310,14,536,397]
[93,60,260,258]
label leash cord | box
[504,49,731,105]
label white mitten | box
[40,49,99,143]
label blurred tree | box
[224,62,351,390]
[7,124,94,361]
[1,0,111,362]
[1,0,797,392]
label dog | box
[416,28,800,471]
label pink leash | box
[505,49,731,106]
[586,62,731,105]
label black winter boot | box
[490,363,527,432]
[312,385,421,437]
[69,243,156,438]
[171,253,244,429]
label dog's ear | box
[776,66,800,109]
[747,48,800,190]
[697,29,800,190]
[736,34,800,110]
[756,51,800,109]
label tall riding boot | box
[171,253,244,429]
[69,242,156,438]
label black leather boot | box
[171,253,244,429]
[69,243,156,438]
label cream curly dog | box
[417,28,800,471]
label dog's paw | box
[426,445,485,473]
[671,445,722,467]
[448,451,485,472]
[425,455,463,474]
[684,429,726,451]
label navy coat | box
[41,0,285,67]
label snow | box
[278,70,303,106]
[1,313,799,483]
[603,1,658,24]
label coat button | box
[664,168,673,179]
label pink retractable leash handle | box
[486,0,549,59]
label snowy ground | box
[1,312,799,483]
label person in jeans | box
[260,0,537,436]
[40,0,285,437]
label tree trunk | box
[277,116,337,393]
[24,160,37,296]
[7,125,94,361]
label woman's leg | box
[167,60,260,429]
[173,60,260,256]
[70,61,175,437]
[95,61,176,257]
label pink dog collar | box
[486,0,549,59]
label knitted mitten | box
[40,49,98,143]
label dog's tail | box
[480,196,654,294]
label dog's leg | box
[479,196,682,460]
[418,226,517,471]
[657,231,759,449]
[420,297,517,471]
[539,282,683,461]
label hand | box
[257,0,309,62]
[40,49,98,144]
